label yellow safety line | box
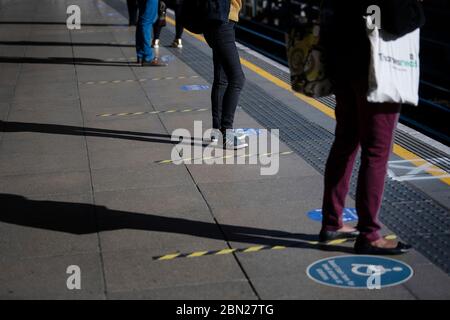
[166,17,449,186]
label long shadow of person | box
[0,120,208,147]
[0,193,354,254]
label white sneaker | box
[171,39,182,48]
[223,131,248,150]
[210,129,220,145]
[152,39,160,48]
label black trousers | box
[204,21,245,130]
[127,0,139,25]
[153,1,183,40]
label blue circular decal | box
[180,85,209,91]
[307,255,413,289]
[307,208,358,222]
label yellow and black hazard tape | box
[97,108,208,117]
[82,75,199,85]
[153,235,397,261]
[154,151,294,164]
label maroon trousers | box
[321,80,401,243]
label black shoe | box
[319,230,359,243]
[354,241,412,255]
[137,58,142,65]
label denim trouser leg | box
[136,0,158,61]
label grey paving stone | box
[0,193,99,258]
[0,133,87,155]
[403,263,450,299]
[102,251,246,293]
[107,280,257,300]
[186,152,319,184]
[91,163,194,192]
[0,149,89,175]
[88,144,175,170]
[13,82,79,102]
[0,253,105,299]
[0,171,92,196]
[198,176,325,211]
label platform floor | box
[0,0,449,299]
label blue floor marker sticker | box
[307,208,358,222]
[233,128,261,138]
[161,55,175,63]
[180,85,209,91]
[307,255,413,289]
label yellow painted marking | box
[152,78,161,80]
[181,109,192,112]
[197,108,208,111]
[165,110,176,113]
[139,79,147,82]
[100,113,112,117]
[112,80,121,83]
[243,246,265,253]
[149,111,161,114]
[158,159,174,164]
[178,76,186,79]
[99,81,108,84]
[117,113,129,116]
[166,17,449,185]
[216,248,236,255]
[385,234,397,240]
[158,253,181,260]
[272,246,286,250]
[327,239,348,245]
[133,112,145,115]
[168,16,449,185]
[188,251,208,258]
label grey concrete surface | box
[0,0,448,300]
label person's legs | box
[321,83,360,233]
[354,84,401,243]
[174,0,184,39]
[127,0,138,25]
[211,22,245,131]
[153,23,162,40]
[136,0,158,61]
[204,29,227,130]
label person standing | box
[136,0,167,66]
[318,0,412,254]
[204,0,247,149]
[170,0,185,48]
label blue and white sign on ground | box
[161,55,175,63]
[180,85,209,91]
[234,128,261,138]
[307,255,413,289]
[307,208,358,222]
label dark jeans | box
[127,0,138,25]
[204,21,245,130]
[321,79,401,243]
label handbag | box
[286,1,333,97]
[157,1,167,27]
[366,16,420,106]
